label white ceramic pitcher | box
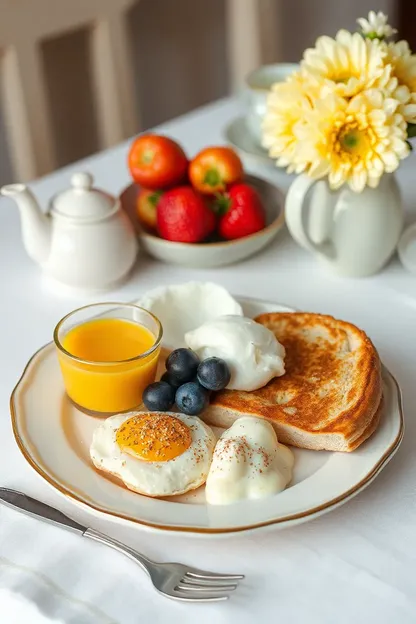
[285,174,403,277]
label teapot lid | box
[51,172,117,219]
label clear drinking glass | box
[54,303,162,414]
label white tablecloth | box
[1,98,416,623]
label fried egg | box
[90,412,216,497]
[205,417,294,505]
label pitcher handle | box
[285,175,334,259]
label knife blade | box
[0,487,86,535]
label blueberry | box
[175,382,210,416]
[161,371,182,389]
[166,348,200,383]
[197,357,231,391]
[143,381,175,412]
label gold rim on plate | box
[10,345,404,535]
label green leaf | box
[407,123,416,138]
[212,192,231,216]
[406,140,413,152]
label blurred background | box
[0,0,410,186]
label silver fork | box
[0,488,243,602]
[86,529,243,602]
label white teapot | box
[1,172,138,292]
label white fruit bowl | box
[119,174,285,268]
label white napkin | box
[0,500,246,624]
[0,504,157,624]
[0,589,66,624]
[2,464,416,624]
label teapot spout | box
[1,183,51,265]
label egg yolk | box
[116,413,192,461]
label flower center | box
[333,75,351,84]
[331,121,373,163]
[341,129,361,151]
[365,31,382,41]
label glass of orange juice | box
[54,303,162,414]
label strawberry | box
[217,183,265,240]
[157,186,216,243]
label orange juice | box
[57,318,160,413]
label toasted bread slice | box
[204,313,382,452]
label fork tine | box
[171,589,229,602]
[177,582,237,592]
[181,575,239,587]
[186,570,244,581]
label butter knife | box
[0,488,243,601]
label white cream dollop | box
[185,315,285,391]
[205,417,294,505]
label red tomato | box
[128,134,188,189]
[189,146,243,194]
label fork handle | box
[84,528,153,576]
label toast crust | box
[205,313,382,452]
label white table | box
[1,98,416,623]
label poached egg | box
[205,417,294,505]
[185,315,286,391]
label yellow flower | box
[295,89,408,192]
[357,11,397,40]
[383,40,416,123]
[386,40,416,91]
[302,30,390,97]
[262,74,315,173]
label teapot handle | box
[285,175,334,259]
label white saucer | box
[10,297,404,537]
[223,116,276,167]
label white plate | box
[10,298,404,536]
[120,175,285,268]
